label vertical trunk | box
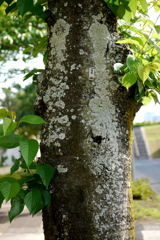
[35,0,138,239]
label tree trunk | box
[35,0,138,239]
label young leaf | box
[36,164,55,188]
[3,118,17,135]
[122,72,137,89]
[138,65,150,82]
[0,181,20,202]
[24,188,42,216]
[116,38,141,47]
[142,95,152,105]
[0,134,22,149]
[8,111,16,120]
[0,108,8,119]
[138,0,148,12]
[17,0,33,16]
[20,139,38,167]
[19,115,47,124]
[8,196,24,222]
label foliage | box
[0,83,41,138]
[0,108,55,222]
[132,178,155,200]
[0,1,47,78]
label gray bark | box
[35,0,138,239]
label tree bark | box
[35,0,138,239]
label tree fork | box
[35,0,138,239]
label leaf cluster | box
[114,1,160,105]
[0,108,55,222]
[0,0,47,75]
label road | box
[134,158,160,194]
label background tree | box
[0,0,160,239]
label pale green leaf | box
[17,0,33,16]
[142,95,152,105]
[138,65,150,82]
[0,181,20,202]
[3,118,17,135]
[116,39,140,47]
[122,72,137,89]
[0,134,22,149]
[154,25,160,34]
[36,164,55,188]
[24,188,42,215]
[20,139,38,167]
[8,196,24,222]
[8,111,16,120]
[19,115,47,124]
[138,0,148,12]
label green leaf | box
[23,69,44,81]
[138,0,148,12]
[8,111,16,120]
[18,176,34,186]
[122,72,137,89]
[0,134,22,149]
[149,91,160,104]
[24,188,42,216]
[17,0,33,16]
[0,191,4,208]
[0,177,18,184]
[0,181,20,202]
[10,159,20,175]
[0,0,4,6]
[8,196,24,222]
[0,124,4,136]
[142,95,152,105]
[19,115,47,124]
[116,38,141,47]
[0,109,8,119]
[154,26,160,34]
[18,189,28,200]
[5,2,17,14]
[20,161,37,169]
[126,55,141,72]
[138,65,150,82]
[3,118,17,135]
[36,164,55,188]
[20,139,38,167]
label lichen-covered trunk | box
[35,0,138,239]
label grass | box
[132,178,160,220]
[134,196,160,219]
